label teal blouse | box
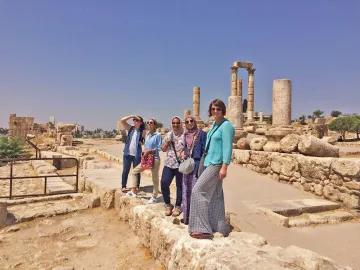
[204,120,235,167]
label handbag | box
[141,152,154,169]
[178,131,199,174]
[197,120,228,178]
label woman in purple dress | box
[181,115,206,225]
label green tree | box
[349,116,360,139]
[0,137,25,159]
[330,110,342,117]
[243,99,248,113]
[157,122,164,129]
[328,116,356,140]
[313,110,324,118]
[298,115,306,125]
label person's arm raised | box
[120,115,136,131]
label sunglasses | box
[133,118,139,122]
[185,120,194,124]
[211,107,222,112]
[147,121,154,125]
[172,122,181,125]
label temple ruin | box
[8,114,35,139]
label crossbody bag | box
[178,130,199,174]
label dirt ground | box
[0,162,43,198]
[0,209,164,270]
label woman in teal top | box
[189,99,235,240]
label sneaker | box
[127,190,137,197]
[148,197,157,204]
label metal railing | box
[26,138,41,158]
[0,157,79,199]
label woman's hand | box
[219,164,228,180]
[180,151,185,160]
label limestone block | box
[323,185,340,202]
[237,138,250,150]
[339,193,360,208]
[250,138,267,151]
[56,123,76,133]
[255,128,266,135]
[279,245,350,270]
[314,184,323,196]
[232,150,250,164]
[270,154,298,177]
[60,135,73,146]
[321,136,336,145]
[250,152,271,168]
[0,202,7,226]
[296,155,332,180]
[263,141,281,152]
[344,181,360,191]
[244,125,256,133]
[115,135,122,141]
[298,135,339,157]
[331,159,360,178]
[279,134,300,153]
[100,188,116,209]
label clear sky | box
[1,1,359,130]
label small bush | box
[0,137,26,159]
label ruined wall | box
[232,150,360,209]
[8,114,35,139]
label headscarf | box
[171,116,183,136]
[184,115,198,147]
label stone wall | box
[232,150,360,209]
[113,190,352,270]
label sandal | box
[190,232,214,240]
[172,208,182,217]
[122,187,130,193]
[180,219,188,225]
[165,206,174,216]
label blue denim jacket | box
[123,126,143,158]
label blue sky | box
[1,1,359,130]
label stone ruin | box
[8,114,35,140]
[56,122,76,146]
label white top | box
[129,129,138,156]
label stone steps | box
[288,209,357,227]
[4,194,99,225]
[40,174,75,194]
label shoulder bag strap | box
[189,130,200,157]
[170,140,181,164]
[204,120,228,155]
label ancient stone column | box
[247,67,256,123]
[237,78,243,128]
[236,78,242,97]
[193,87,200,120]
[272,79,292,126]
[184,109,191,119]
[259,110,263,122]
[264,79,294,152]
[231,66,238,96]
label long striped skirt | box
[188,165,229,235]
[182,172,198,224]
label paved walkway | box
[91,142,360,268]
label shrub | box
[0,137,26,159]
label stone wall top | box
[233,61,253,69]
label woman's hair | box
[208,99,226,117]
[137,116,145,130]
